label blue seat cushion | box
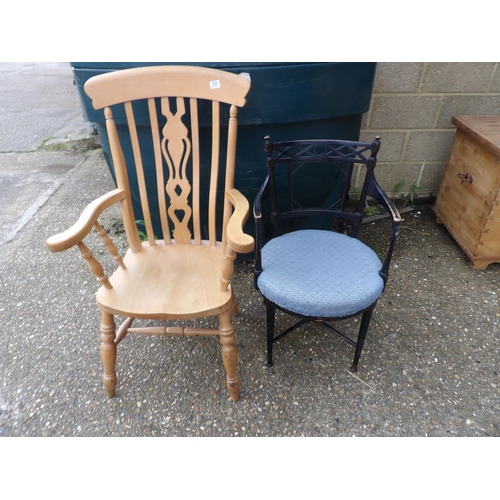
[257,229,384,318]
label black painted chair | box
[253,136,401,372]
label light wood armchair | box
[46,66,253,401]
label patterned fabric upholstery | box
[257,229,384,318]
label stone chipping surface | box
[1,148,499,437]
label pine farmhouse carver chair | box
[254,136,401,372]
[46,66,254,401]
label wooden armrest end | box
[46,189,126,252]
[226,188,254,254]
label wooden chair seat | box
[97,241,231,319]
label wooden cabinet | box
[433,116,500,270]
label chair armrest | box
[253,175,269,220]
[252,176,270,284]
[46,189,126,252]
[225,188,254,254]
[367,177,401,284]
[367,177,402,226]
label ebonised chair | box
[253,136,401,372]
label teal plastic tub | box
[71,62,376,241]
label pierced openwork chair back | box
[254,136,401,372]
[46,66,253,401]
[84,65,251,250]
[258,137,381,236]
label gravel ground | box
[1,147,499,438]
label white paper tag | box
[210,80,221,90]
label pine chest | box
[433,115,500,270]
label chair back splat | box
[46,66,254,401]
[253,136,401,371]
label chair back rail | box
[263,137,380,239]
[84,65,250,108]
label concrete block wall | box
[355,62,500,200]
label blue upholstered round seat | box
[257,229,384,318]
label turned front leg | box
[100,311,117,397]
[219,310,240,401]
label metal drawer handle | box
[458,173,473,183]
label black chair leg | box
[266,303,276,367]
[350,307,374,372]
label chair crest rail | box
[266,138,377,164]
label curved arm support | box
[253,175,269,221]
[225,188,254,254]
[46,189,126,252]
[253,176,270,286]
[367,177,402,285]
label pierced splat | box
[161,97,193,244]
